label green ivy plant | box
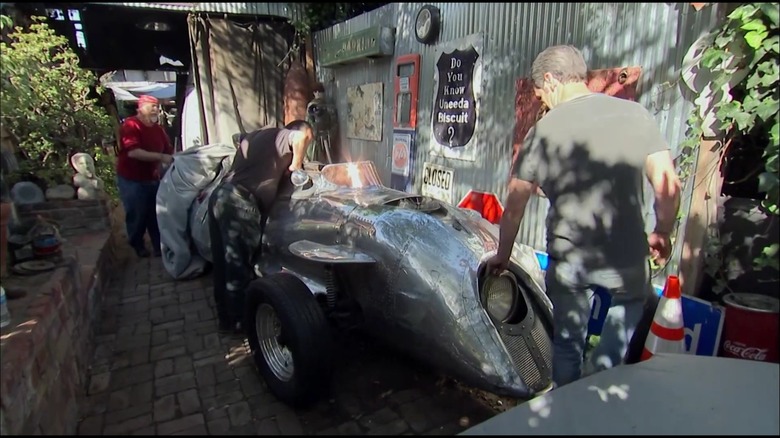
[677,3,779,294]
[0,15,118,199]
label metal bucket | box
[719,293,780,363]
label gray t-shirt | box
[514,93,669,272]
[229,127,296,213]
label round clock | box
[415,5,440,44]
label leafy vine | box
[677,3,779,294]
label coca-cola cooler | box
[719,293,779,363]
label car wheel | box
[244,273,334,407]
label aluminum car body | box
[254,162,554,398]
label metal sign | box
[432,46,479,148]
[429,33,484,163]
[588,284,724,357]
[421,162,454,204]
[319,26,395,67]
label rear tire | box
[244,273,334,407]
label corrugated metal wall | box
[313,3,722,275]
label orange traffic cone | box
[640,275,685,361]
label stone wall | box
[0,211,120,434]
[15,199,112,237]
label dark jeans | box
[207,182,265,328]
[546,258,656,387]
[117,175,160,253]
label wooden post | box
[679,138,725,297]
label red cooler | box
[719,293,780,363]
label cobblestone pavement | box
[77,254,502,435]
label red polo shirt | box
[117,116,172,181]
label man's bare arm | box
[645,150,681,233]
[496,177,537,260]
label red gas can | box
[719,293,780,363]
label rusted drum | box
[719,293,780,363]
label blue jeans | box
[546,258,656,387]
[117,175,161,253]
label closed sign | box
[421,162,454,204]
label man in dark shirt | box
[208,120,313,333]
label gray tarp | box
[461,353,780,435]
[156,142,236,280]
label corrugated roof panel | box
[87,2,300,20]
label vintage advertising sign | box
[390,130,415,192]
[587,284,724,357]
[430,33,483,162]
[421,162,454,204]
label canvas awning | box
[105,81,177,101]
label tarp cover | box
[461,353,779,435]
[156,142,236,280]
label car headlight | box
[481,271,518,322]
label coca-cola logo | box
[723,340,768,361]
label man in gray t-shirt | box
[487,45,681,387]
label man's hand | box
[485,253,510,276]
[648,230,673,266]
[160,154,174,165]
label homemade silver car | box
[180,159,554,407]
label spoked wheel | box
[245,273,334,407]
[255,303,294,382]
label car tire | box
[244,273,334,407]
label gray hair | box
[531,45,588,87]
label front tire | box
[245,273,334,407]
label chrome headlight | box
[481,271,518,322]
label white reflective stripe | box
[644,330,686,355]
[655,296,684,328]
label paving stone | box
[276,409,304,435]
[228,401,252,427]
[88,372,111,395]
[172,424,209,435]
[177,388,201,415]
[110,363,154,390]
[103,414,153,435]
[104,404,152,425]
[154,394,176,423]
[130,426,156,435]
[77,415,103,435]
[155,371,196,397]
[367,418,410,435]
[174,355,193,373]
[150,343,186,361]
[195,366,216,387]
[207,418,231,435]
[154,359,174,379]
[336,421,364,435]
[157,413,205,435]
[256,418,281,435]
[359,407,400,428]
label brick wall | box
[15,199,112,237]
[0,224,119,434]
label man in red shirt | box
[117,95,174,258]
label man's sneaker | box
[135,248,151,258]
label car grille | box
[498,301,553,393]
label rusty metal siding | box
[314,3,722,266]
